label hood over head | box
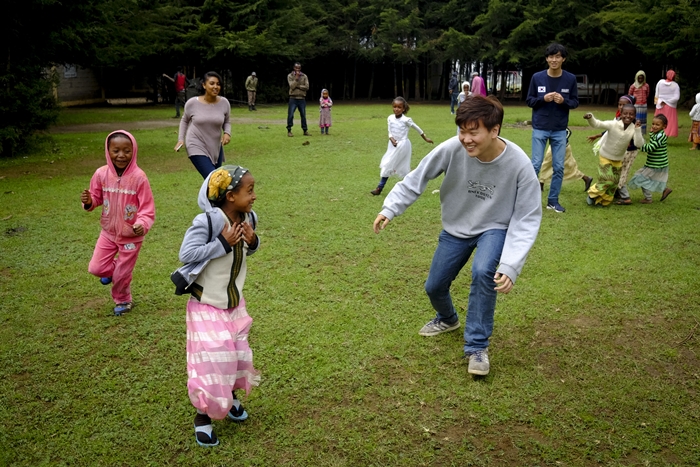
[198,165,249,212]
[104,130,138,177]
[633,70,646,88]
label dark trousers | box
[287,98,307,132]
[175,91,186,117]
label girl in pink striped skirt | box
[178,165,261,447]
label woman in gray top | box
[176,71,232,178]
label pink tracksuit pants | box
[88,232,143,304]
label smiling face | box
[620,106,636,127]
[203,76,220,98]
[458,120,501,162]
[227,173,256,214]
[108,135,133,175]
[546,52,565,71]
[392,100,405,118]
[650,117,666,134]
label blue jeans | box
[287,98,307,132]
[424,229,506,354]
[189,146,224,179]
[450,92,459,113]
[531,129,567,204]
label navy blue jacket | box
[527,70,579,131]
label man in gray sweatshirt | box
[373,95,542,376]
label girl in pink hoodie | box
[81,131,156,315]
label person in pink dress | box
[629,70,650,134]
[654,70,680,137]
[179,165,261,447]
[471,72,486,96]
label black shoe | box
[582,175,593,192]
[252,105,256,111]
[303,131,311,136]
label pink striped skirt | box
[186,297,260,420]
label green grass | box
[1,102,699,466]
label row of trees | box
[3,0,699,156]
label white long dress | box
[380,114,424,178]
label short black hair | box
[392,96,410,114]
[107,132,131,147]
[203,71,222,84]
[653,114,668,126]
[544,43,568,58]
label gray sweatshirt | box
[379,136,542,283]
[178,97,232,164]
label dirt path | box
[51,117,286,134]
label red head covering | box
[666,70,675,82]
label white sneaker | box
[467,349,490,375]
[418,317,460,337]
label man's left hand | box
[493,273,513,294]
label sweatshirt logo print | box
[124,204,137,221]
[102,199,110,215]
[468,181,495,201]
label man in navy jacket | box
[527,43,578,213]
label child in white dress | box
[371,97,433,195]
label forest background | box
[2,0,699,156]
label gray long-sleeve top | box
[178,96,231,164]
[379,136,542,283]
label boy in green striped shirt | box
[628,114,673,203]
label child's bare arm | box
[422,133,434,144]
[81,189,92,208]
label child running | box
[689,92,700,150]
[371,97,433,195]
[538,128,593,193]
[584,104,644,206]
[319,89,332,135]
[81,131,155,316]
[179,165,261,447]
[628,114,672,203]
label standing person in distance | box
[287,62,310,137]
[245,72,258,111]
[526,43,579,213]
[370,97,433,196]
[654,70,680,137]
[319,88,333,135]
[373,96,542,376]
[629,71,650,134]
[471,72,486,97]
[176,71,232,179]
[163,67,189,118]
[448,72,460,114]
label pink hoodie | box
[84,130,156,244]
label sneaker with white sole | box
[418,317,460,337]
[546,202,566,213]
[467,349,490,375]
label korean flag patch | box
[538,86,546,93]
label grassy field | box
[1,100,699,466]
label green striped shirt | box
[641,130,668,168]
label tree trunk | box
[352,58,357,100]
[368,64,375,99]
[415,63,420,100]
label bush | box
[0,66,59,157]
